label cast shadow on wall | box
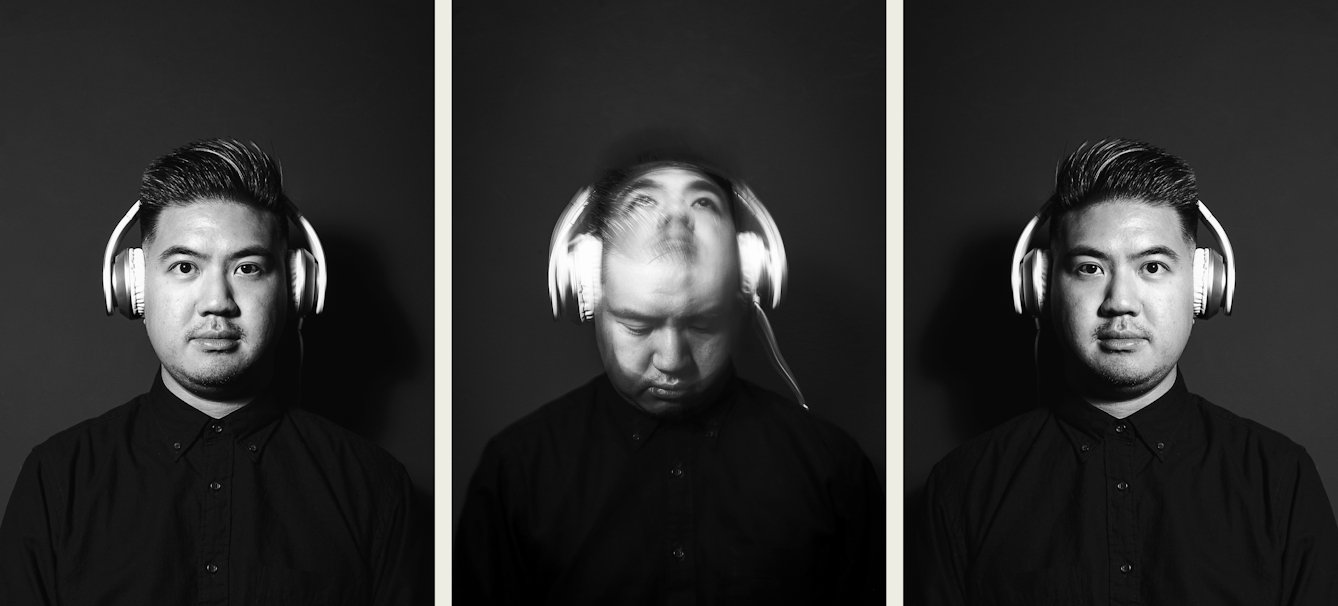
[297,232,422,440]
[905,229,1043,601]
[287,231,434,597]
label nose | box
[652,329,692,376]
[1098,267,1140,317]
[197,269,240,317]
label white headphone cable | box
[751,296,807,409]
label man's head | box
[1046,139,1199,400]
[139,139,291,401]
[588,161,744,418]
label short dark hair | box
[1047,138,1198,243]
[139,139,290,244]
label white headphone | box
[547,182,788,323]
[545,174,807,408]
[102,199,328,319]
[1010,199,1236,318]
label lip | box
[648,384,691,400]
[192,337,241,352]
[1098,337,1145,352]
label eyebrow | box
[1063,244,1182,263]
[156,245,277,264]
[606,303,731,323]
[623,178,727,199]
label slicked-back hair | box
[1047,138,1199,244]
[139,139,290,245]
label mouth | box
[191,329,243,352]
[647,384,692,400]
[1097,330,1147,352]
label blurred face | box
[1050,199,1195,399]
[143,199,287,400]
[594,167,741,417]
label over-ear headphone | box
[102,199,328,319]
[547,181,788,323]
[546,174,807,408]
[1010,200,1236,319]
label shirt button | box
[1120,563,1132,574]
[248,444,258,453]
[206,563,219,573]
[670,466,683,478]
[211,423,223,434]
[631,432,641,442]
[1115,424,1126,433]
[1156,442,1165,450]
[705,429,717,438]
[1080,444,1090,452]
[172,442,182,450]
[671,547,686,561]
[210,481,222,491]
[1117,481,1129,491]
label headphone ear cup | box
[112,248,146,319]
[289,248,317,317]
[1020,248,1048,317]
[737,232,766,302]
[569,234,602,322]
[1192,247,1225,319]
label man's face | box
[143,199,287,400]
[594,167,741,417]
[1050,198,1195,399]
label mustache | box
[190,324,244,340]
[1094,323,1148,340]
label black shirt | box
[0,373,421,605]
[454,373,884,605]
[919,372,1338,605]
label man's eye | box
[692,197,717,209]
[1145,261,1166,274]
[172,262,196,275]
[1076,263,1102,275]
[623,324,650,336]
[235,263,263,276]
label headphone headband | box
[102,199,328,317]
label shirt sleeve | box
[454,438,535,606]
[918,464,969,606]
[0,448,60,606]
[828,452,886,605]
[1279,448,1338,605]
[367,461,425,606]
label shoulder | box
[28,394,145,461]
[1190,393,1310,461]
[730,378,873,468]
[926,408,1054,493]
[483,376,604,450]
[283,407,410,480]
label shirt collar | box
[1052,370,1193,462]
[143,371,289,462]
[599,371,740,451]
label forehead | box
[147,198,283,249]
[1054,198,1191,252]
[619,167,726,199]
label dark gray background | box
[451,0,887,530]
[0,0,434,559]
[906,0,1338,567]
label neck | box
[1076,366,1178,419]
[160,366,259,419]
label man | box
[0,139,420,604]
[455,159,883,604]
[920,139,1338,603]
